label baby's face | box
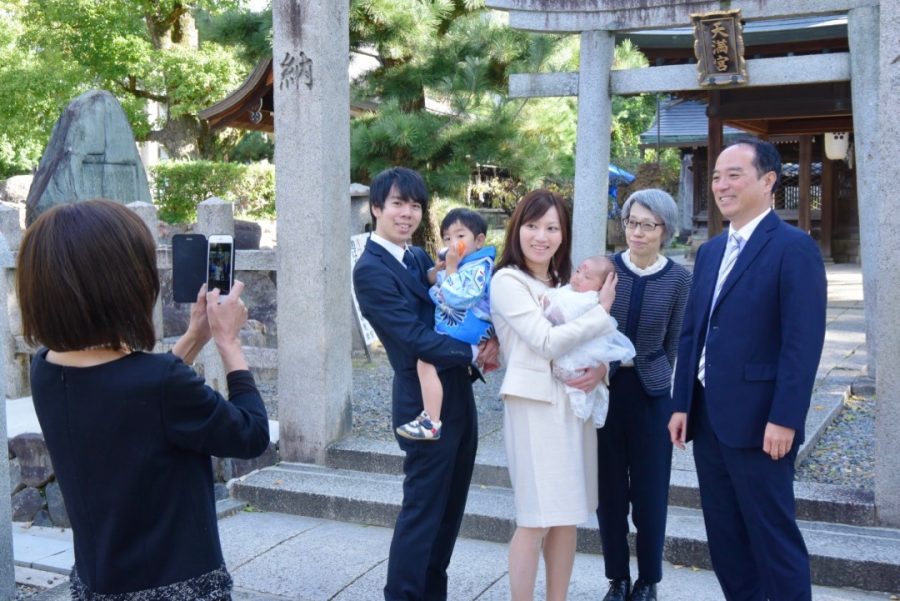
[570,259,608,293]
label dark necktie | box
[403,248,421,283]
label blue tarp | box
[608,164,636,219]
[608,164,635,198]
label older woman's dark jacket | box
[30,349,270,598]
[608,253,692,397]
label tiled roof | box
[639,99,746,148]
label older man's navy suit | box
[353,237,478,601]
[672,210,826,601]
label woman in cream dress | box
[491,189,617,601]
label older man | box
[669,137,826,601]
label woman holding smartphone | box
[17,200,270,600]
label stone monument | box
[25,89,152,225]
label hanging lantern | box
[824,132,850,161]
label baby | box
[542,255,636,427]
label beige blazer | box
[490,267,615,404]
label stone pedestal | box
[678,154,694,238]
[572,30,615,263]
[848,7,880,377]
[196,197,235,393]
[0,205,26,398]
[874,0,900,526]
[273,1,352,463]
[128,202,164,345]
[0,234,17,597]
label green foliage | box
[0,2,90,176]
[638,148,683,195]
[0,0,253,176]
[350,5,657,215]
[152,160,274,223]
[350,6,582,205]
[229,131,274,163]
[198,5,272,64]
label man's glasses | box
[622,219,664,233]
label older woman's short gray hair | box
[621,189,679,247]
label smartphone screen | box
[207,237,234,296]
[172,234,207,303]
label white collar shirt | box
[370,232,409,267]
[729,207,771,246]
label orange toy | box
[454,240,466,256]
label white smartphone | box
[207,234,235,296]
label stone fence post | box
[196,198,235,392]
[0,204,27,398]
[127,202,163,346]
[0,232,19,598]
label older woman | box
[595,189,691,601]
[18,200,270,600]
[490,189,617,601]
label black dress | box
[30,349,270,600]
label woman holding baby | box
[490,189,619,601]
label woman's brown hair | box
[496,189,572,286]
[17,199,160,352]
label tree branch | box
[119,77,168,103]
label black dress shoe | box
[630,579,657,601]
[602,577,631,601]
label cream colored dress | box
[490,267,616,527]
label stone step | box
[325,436,876,527]
[230,463,900,593]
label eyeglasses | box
[622,219,664,233]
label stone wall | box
[8,431,279,527]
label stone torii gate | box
[484,0,900,525]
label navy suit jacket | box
[353,238,475,427]
[672,211,827,448]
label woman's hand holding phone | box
[171,283,212,365]
[187,283,212,341]
[207,280,249,373]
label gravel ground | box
[252,350,874,491]
[251,350,505,439]
[348,352,506,441]
[796,393,875,491]
[16,584,43,599]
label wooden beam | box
[708,91,724,238]
[820,152,835,259]
[489,0,877,32]
[725,119,770,135]
[640,37,849,64]
[693,148,705,216]
[712,100,851,120]
[798,135,813,233]
[756,116,855,135]
[509,54,851,98]
[488,0,868,12]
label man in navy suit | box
[353,167,497,601]
[668,137,826,601]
